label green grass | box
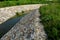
[0,0,59,8]
[39,3,60,40]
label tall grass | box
[0,0,59,8]
[39,3,60,40]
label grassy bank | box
[39,3,60,40]
[0,0,59,8]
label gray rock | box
[0,9,47,40]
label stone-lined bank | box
[0,9,47,40]
[0,4,44,24]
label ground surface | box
[0,4,44,24]
[1,9,46,40]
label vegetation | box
[39,3,60,40]
[0,0,60,39]
[9,11,25,20]
[0,0,60,8]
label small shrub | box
[16,12,19,15]
[22,11,24,13]
[16,11,24,16]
